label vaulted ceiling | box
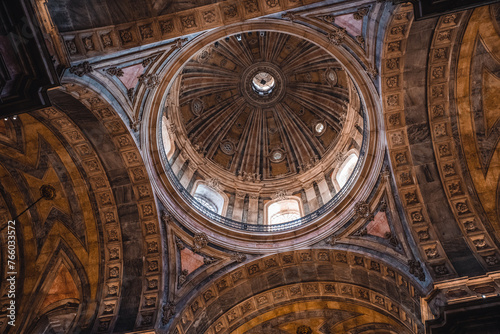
[1,1,500,334]
[46,0,226,32]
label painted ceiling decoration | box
[176,31,351,179]
[1,0,500,334]
[159,29,366,226]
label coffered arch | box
[168,249,425,334]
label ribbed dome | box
[162,30,364,226]
[175,31,352,181]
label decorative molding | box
[193,232,209,253]
[424,271,500,323]
[230,252,247,263]
[56,0,326,60]
[35,106,129,332]
[60,84,162,331]
[327,26,347,46]
[105,67,124,77]
[381,4,457,280]
[426,8,500,271]
[69,61,93,77]
[170,249,424,334]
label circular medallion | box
[191,98,204,116]
[220,140,235,155]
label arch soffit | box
[169,248,424,334]
[380,3,500,279]
[47,83,165,332]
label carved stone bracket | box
[179,269,189,284]
[171,38,188,50]
[354,201,373,219]
[282,12,297,21]
[69,61,93,77]
[379,200,388,212]
[272,189,288,201]
[207,178,221,191]
[327,27,347,46]
[353,227,368,236]
[105,66,124,77]
[385,231,399,246]
[353,7,370,20]
[326,236,338,246]
[142,56,157,67]
[127,88,134,101]
[130,117,141,132]
[203,256,217,265]
[318,14,335,23]
[408,259,426,281]
[193,232,208,253]
[161,210,173,224]
[230,252,247,263]
[367,65,378,79]
[138,73,159,89]
[162,301,176,325]
[175,236,185,250]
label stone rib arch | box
[46,86,165,332]
[211,292,413,334]
[168,249,425,334]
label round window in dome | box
[252,72,275,95]
[271,149,284,162]
[315,122,325,134]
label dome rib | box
[169,30,361,187]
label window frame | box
[161,115,175,160]
[263,196,304,225]
[332,149,359,192]
[191,180,229,216]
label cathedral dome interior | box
[161,30,366,228]
[1,0,500,333]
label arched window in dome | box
[162,115,174,159]
[192,183,227,215]
[335,152,359,190]
[265,197,303,225]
